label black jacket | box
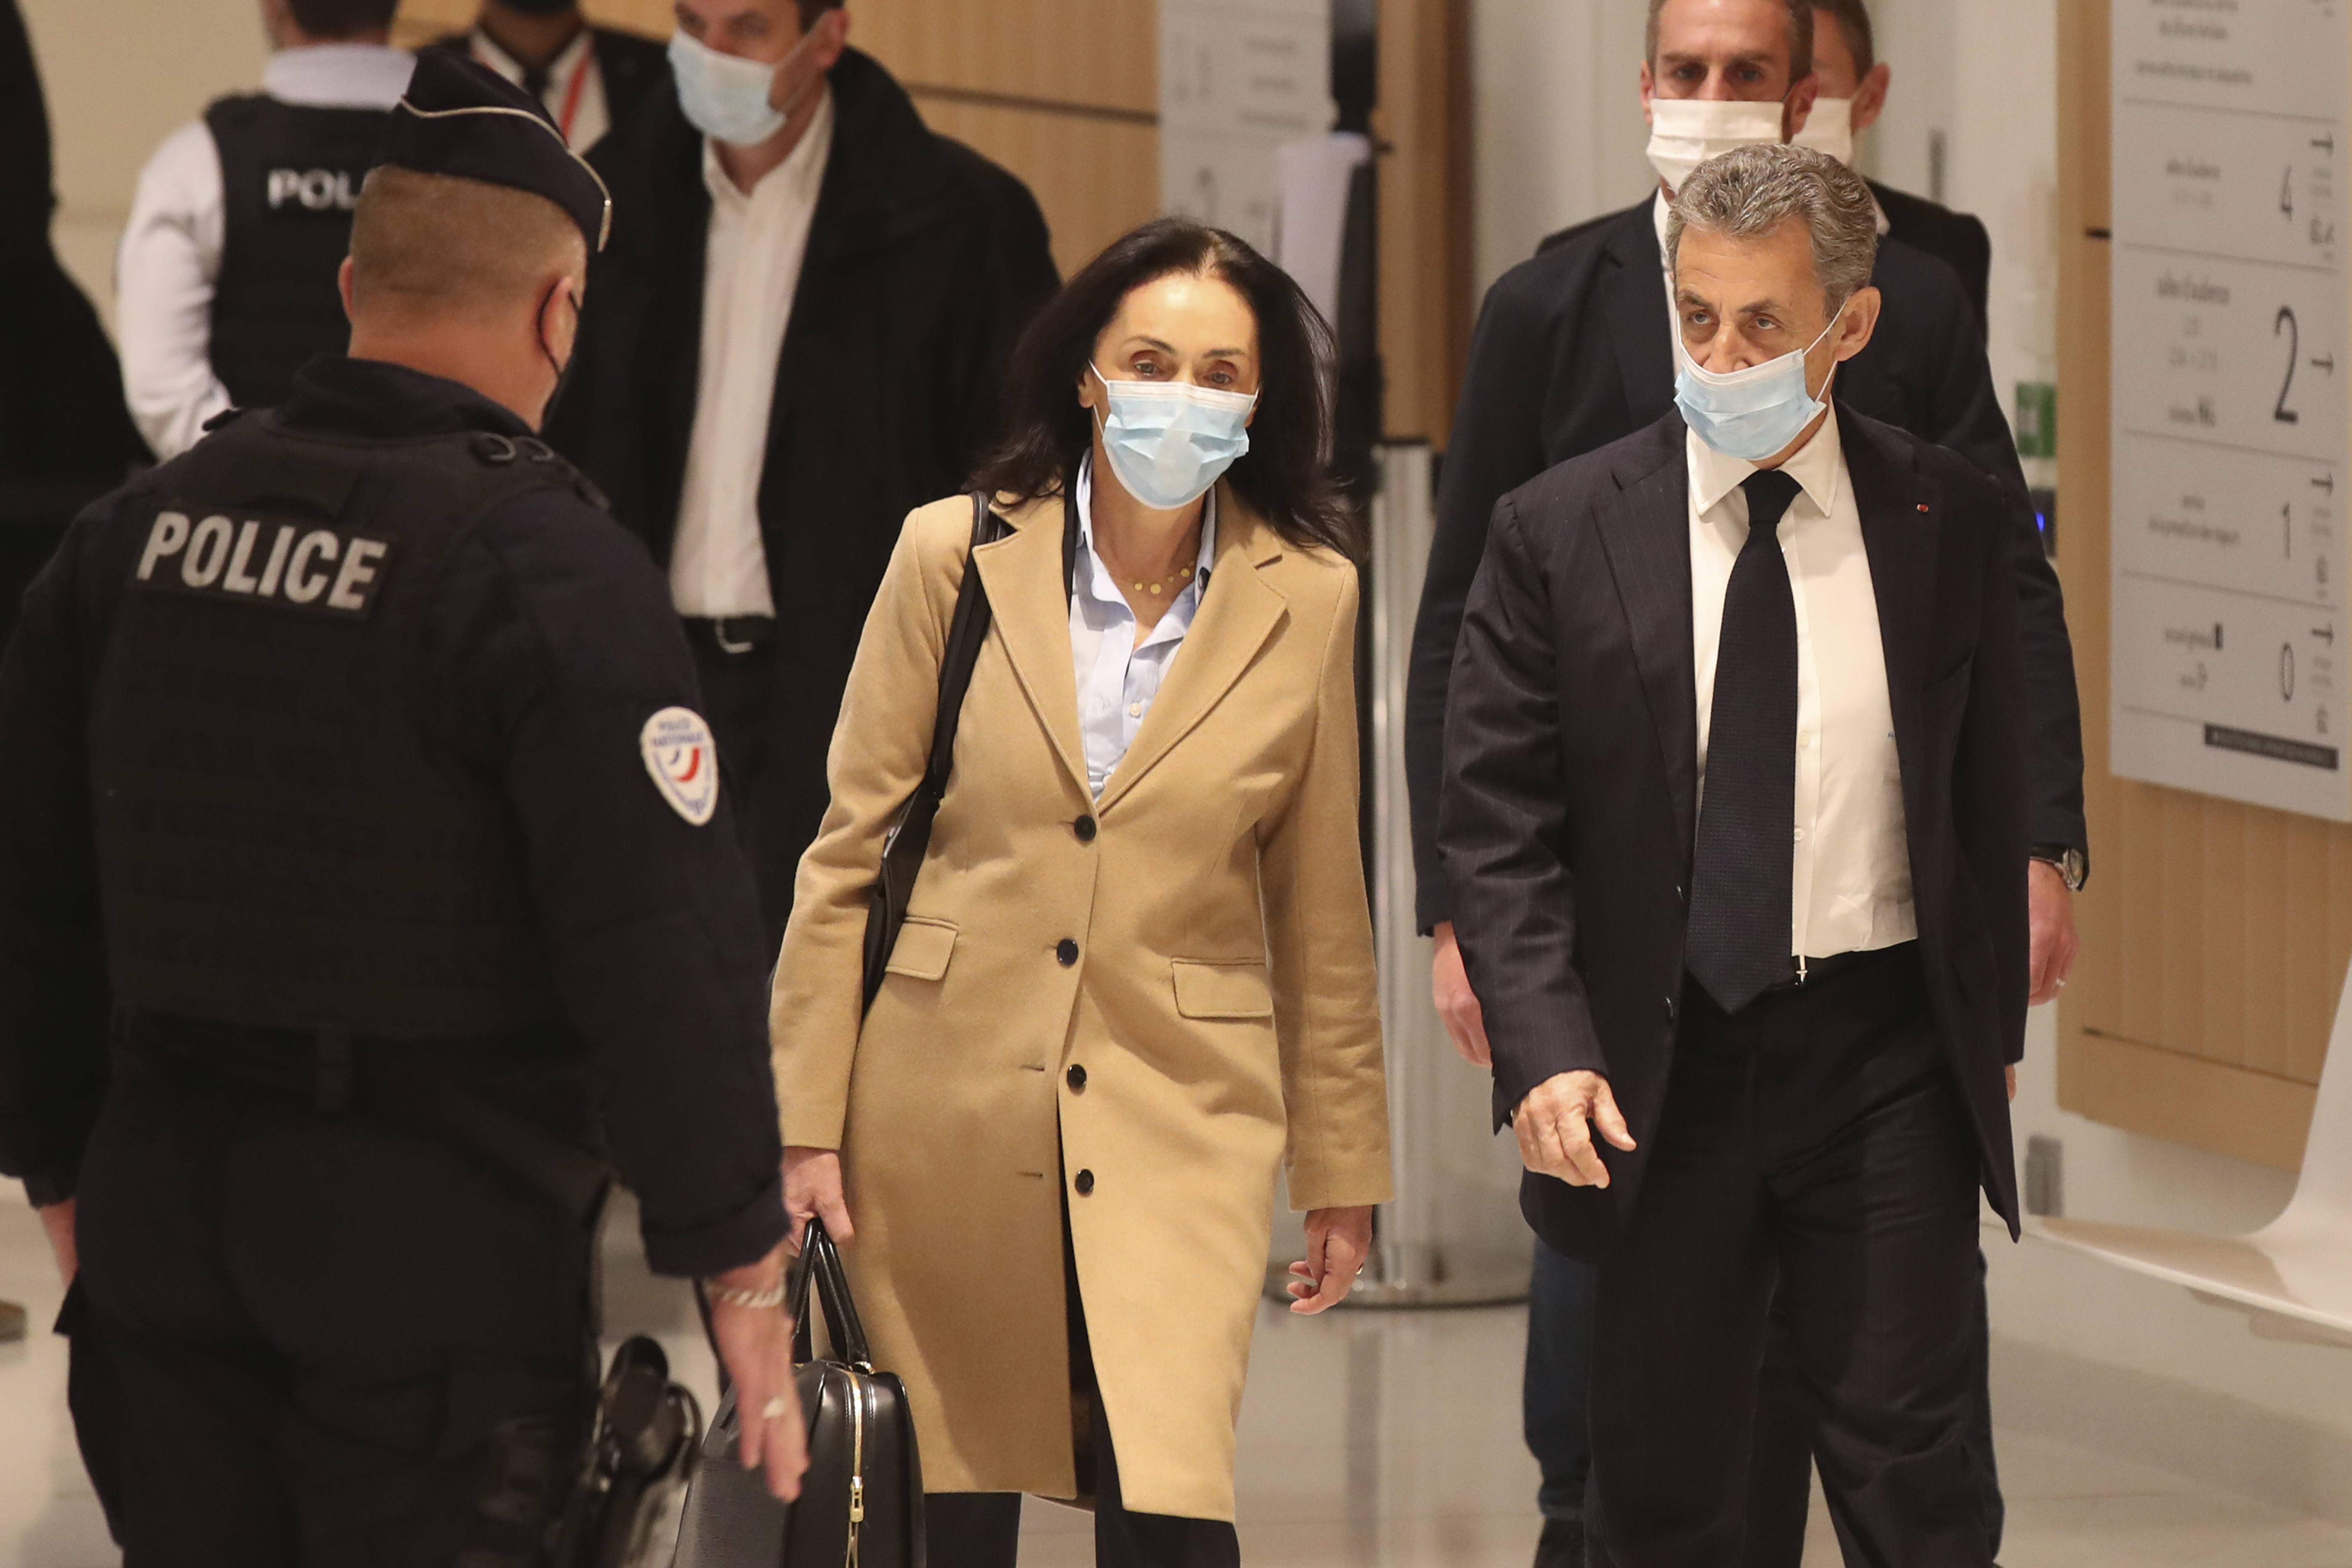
[1872,179,1993,334]
[548,48,1059,929]
[1406,197,2082,930]
[1439,408,2029,1260]
[0,358,787,1277]
[0,0,150,649]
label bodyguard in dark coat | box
[548,12,1060,940]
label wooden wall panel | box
[906,101,1158,278]
[1375,0,1471,447]
[2055,0,2340,1172]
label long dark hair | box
[976,217,1361,558]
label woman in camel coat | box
[768,218,1392,1565]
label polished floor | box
[3,1192,2349,1566]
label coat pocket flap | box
[1171,959,1274,1020]
[884,918,959,983]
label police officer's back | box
[116,0,415,460]
[0,56,806,1564]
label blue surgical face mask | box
[1091,365,1257,511]
[1673,313,1841,462]
[668,27,818,147]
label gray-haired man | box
[1440,143,2027,1568]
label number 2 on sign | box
[2278,306,2303,425]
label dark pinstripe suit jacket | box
[1438,407,2030,1262]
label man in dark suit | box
[1405,9,2080,1560]
[1797,0,1991,330]
[1443,144,2026,1568]
[548,0,1059,941]
[423,1,669,151]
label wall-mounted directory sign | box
[2109,0,2351,819]
[1158,0,1332,255]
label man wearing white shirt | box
[115,0,412,460]
[1441,144,2030,1568]
[422,1,670,153]
[551,0,1059,942]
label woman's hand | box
[1286,1205,1375,1314]
[783,1146,854,1253]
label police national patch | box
[641,707,720,826]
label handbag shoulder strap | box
[920,490,1010,791]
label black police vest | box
[204,95,389,410]
[90,415,604,1041]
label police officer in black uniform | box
[116,0,414,460]
[0,55,806,1565]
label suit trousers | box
[923,1204,1243,1568]
[1584,946,1991,1568]
[69,1048,600,1567]
[686,623,790,940]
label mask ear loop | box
[539,281,583,416]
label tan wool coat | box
[769,485,1393,1521]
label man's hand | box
[783,1146,853,1253]
[1513,1072,1637,1187]
[706,1246,808,1504]
[1432,922,1492,1067]
[37,1198,75,1286]
[1286,1205,1375,1314]
[2027,860,2080,1006]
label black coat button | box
[1074,1170,1096,1196]
[1067,1064,1087,1092]
[1074,815,1098,842]
[1057,939,1080,966]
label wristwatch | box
[2030,843,2088,893]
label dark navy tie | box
[1685,469,1803,1014]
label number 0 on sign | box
[2107,0,2352,820]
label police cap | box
[377,52,612,253]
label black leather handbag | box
[861,490,1009,1010]
[671,1221,925,1567]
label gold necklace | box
[1127,562,1197,598]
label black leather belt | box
[687,615,775,654]
[1762,943,1916,993]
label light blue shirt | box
[1069,456,1219,798]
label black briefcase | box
[672,1221,926,1567]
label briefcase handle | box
[787,1218,874,1370]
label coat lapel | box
[1841,409,1939,811]
[1093,490,1289,817]
[1592,420,1700,853]
[1603,207,1678,422]
[972,495,1090,801]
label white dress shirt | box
[1068,456,1219,798]
[464,27,611,150]
[1688,405,1915,959]
[667,91,835,621]
[116,45,415,461]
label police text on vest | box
[135,510,393,617]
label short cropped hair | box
[795,0,845,22]
[1666,143,1879,313]
[1646,0,1814,87]
[348,167,585,319]
[287,0,399,38]
[1813,0,1876,75]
